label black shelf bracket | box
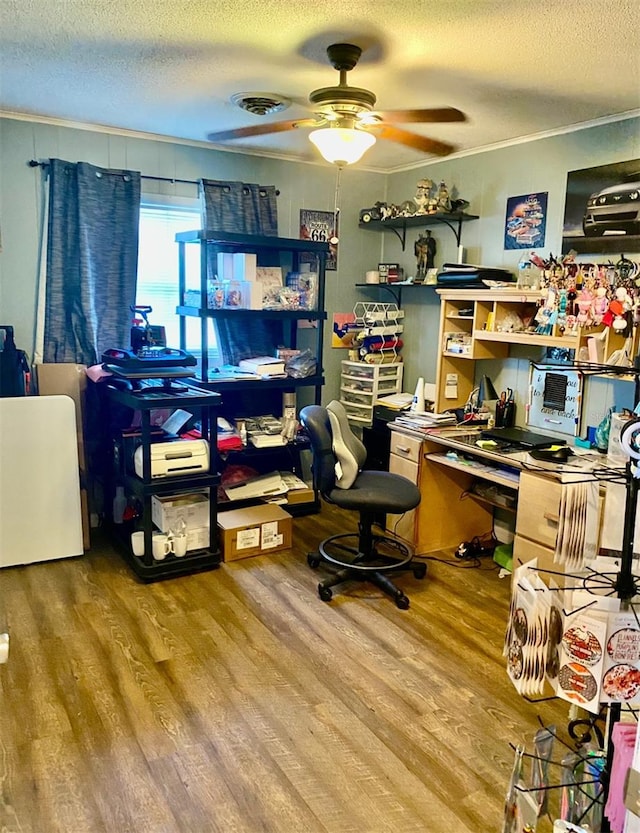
[358,212,478,252]
[355,283,402,305]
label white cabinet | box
[0,396,83,567]
[340,360,403,427]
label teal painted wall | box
[0,117,385,404]
[379,116,640,397]
[1,114,638,411]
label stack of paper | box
[394,411,457,430]
[375,392,413,410]
[223,471,288,501]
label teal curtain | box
[199,179,280,366]
[44,159,141,364]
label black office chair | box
[300,401,425,609]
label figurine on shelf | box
[592,286,608,324]
[436,181,451,213]
[450,198,470,214]
[414,231,436,280]
[576,287,595,326]
[413,179,433,214]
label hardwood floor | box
[0,503,570,833]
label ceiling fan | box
[206,43,466,166]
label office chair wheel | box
[395,593,410,610]
[318,585,333,602]
[413,562,427,580]
[307,553,321,569]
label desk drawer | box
[389,432,422,465]
[387,453,419,543]
[512,535,565,587]
[516,472,561,549]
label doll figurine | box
[413,179,433,214]
[612,286,632,332]
[592,286,608,325]
[576,288,594,326]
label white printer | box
[134,439,209,479]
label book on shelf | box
[208,365,261,381]
[238,356,286,376]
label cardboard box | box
[151,491,209,532]
[216,252,234,280]
[186,526,210,551]
[218,504,292,562]
[36,362,90,548]
[36,363,87,471]
[285,487,315,505]
[232,252,257,281]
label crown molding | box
[3,108,637,177]
[385,110,640,174]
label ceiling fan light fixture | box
[309,126,375,166]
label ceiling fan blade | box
[375,107,466,124]
[207,118,316,143]
[375,125,455,156]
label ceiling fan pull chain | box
[332,167,342,244]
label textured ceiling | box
[1,0,639,171]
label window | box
[136,200,217,360]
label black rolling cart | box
[104,381,222,582]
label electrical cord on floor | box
[419,530,502,570]
[385,515,502,570]
[419,553,498,570]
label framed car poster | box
[504,192,548,250]
[561,158,640,255]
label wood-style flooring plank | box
[0,503,570,832]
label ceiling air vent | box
[230,93,291,116]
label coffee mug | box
[131,530,145,557]
[152,532,171,561]
[172,533,188,557]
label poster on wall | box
[332,313,358,348]
[300,209,338,271]
[561,158,640,256]
[503,192,548,250]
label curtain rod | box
[28,160,279,194]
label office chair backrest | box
[326,400,367,489]
[299,405,338,496]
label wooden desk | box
[387,424,603,559]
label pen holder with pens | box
[495,398,515,428]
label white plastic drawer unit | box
[339,400,373,423]
[389,432,423,465]
[340,387,373,405]
[341,359,403,380]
